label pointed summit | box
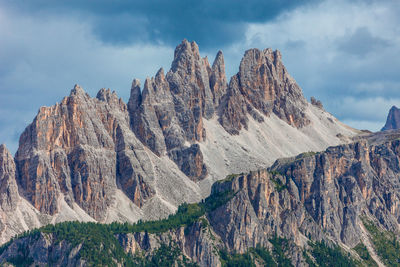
[382,105,400,131]
[209,50,227,106]
[70,84,86,96]
[128,79,141,112]
[170,39,201,75]
[167,39,215,119]
[218,47,309,134]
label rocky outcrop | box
[127,40,314,180]
[310,97,323,109]
[209,51,228,106]
[14,85,156,219]
[0,232,84,266]
[210,130,400,254]
[0,40,361,247]
[128,40,226,181]
[3,130,400,266]
[117,221,220,267]
[381,105,400,131]
[0,145,19,212]
[219,48,310,134]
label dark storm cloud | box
[1,0,316,48]
[337,27,391,57]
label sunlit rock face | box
[0,40,360,245]
[15,86,155,219]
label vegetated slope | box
[1,130,400,266]
[0,40,359,244]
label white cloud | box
[336,96,400,121]
[229,0,400,131]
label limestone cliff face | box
[0,232,84,266]
[127,41,312,180]
[128,40,227,181]
[2,131,400,266]
[209,51,228,106]
[0,145,19,212]
[382,105,400,131]
[209,169,321,256]
[271,137,400,246]
[209,130,400,254]
[14,85,155,219]
[117,222,221,267]
[0,40,360,247]
[219,48,309,134]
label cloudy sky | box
[0,0,399,153]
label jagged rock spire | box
[210,51,228,106]
[382,106,400,131]
[218,47,310,134]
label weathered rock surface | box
[381,105,400,131]
[14,85,158,220]
[206,130,400,264]
[310,96,323,109]
[117,221,221,267]
[219,48,310,134]
[2,131,400,266]
[128,40,220,181]
[0,232,84,266]
[0,40,360,246]
[0,145,19,212]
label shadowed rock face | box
[0,145,19,212]
[382,105,400,131]
[128,40,225,181]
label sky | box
[0,0,399,154]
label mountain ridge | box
[0,40,359,247]
[2,129,400,266]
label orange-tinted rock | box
[15,85,155,219]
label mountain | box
[1,130,400,266]
[0,40,361,251]
[381,105,400,131]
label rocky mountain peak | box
[209,50,227,106]
[0,144,9,157]
[155,67,165,83]
[0,40,365,254]
[170,39,201,75]
[382,105,400,131]
[128,79,141,111]
[96,88,123,109]
[218,47,309,134]
[70,84,88,98]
